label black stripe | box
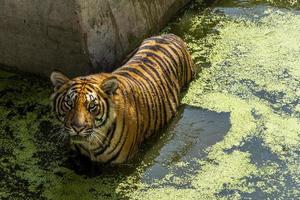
[95,99,109,127]
[124,67,164,129]
[123,78,143,158]
[120,79,141,137]
[138,59,178,115]
[141,52,179,124]
[166,37,193,84]
[93,121,116,156]
[127,52,178,83]
[57,93,67,116]
[146,37,170,45]
[145,52,180,107]
[105,107,128,163]
[85,85,94,93]
[142,50,180,93]
[105,90,128,156]
[126,137,136,161]
[168,41,189,85]
[115,71,152,136]
[132,62,167,126]
[123,67,160,130]
[139,45,178,79]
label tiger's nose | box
[71,122,87,134]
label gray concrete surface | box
[0,0,190,77]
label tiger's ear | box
[50,71,70,90]
[101,76,118,95]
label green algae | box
[216,0,300,9]
[2,0,300,199]
[264,0,300,8]
[126,2,300,199]
[129,151,256,200]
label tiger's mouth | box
[66,126,107,149]
[70,135,90,144]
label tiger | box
[50,34,195,164]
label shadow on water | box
[138,105,231,185]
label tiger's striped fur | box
[50,34,194,163]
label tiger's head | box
[50,71,118,147]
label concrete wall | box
[0,0,190,77]
[0,0,90,77]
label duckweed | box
[1,0,300,199]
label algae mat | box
[1,0,300,199]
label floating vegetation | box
[1,0,300,199]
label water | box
[1,0,300,199]
[140,105,230,184]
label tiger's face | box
[50,71,118,147]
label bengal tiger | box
[50,34,195,164]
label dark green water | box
[1,0,300,199]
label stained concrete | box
[0,0,190,77]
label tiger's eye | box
[64,98,72,109]
[89,101,96,110]
[67,100,72,106]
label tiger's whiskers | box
[51,127,69,144]
[92,132,104,146]
[93,129,106,139]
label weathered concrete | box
[0,0,190,77]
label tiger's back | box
[50,34,194,164]
[107,34,194,162]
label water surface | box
[1,0,300,199]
